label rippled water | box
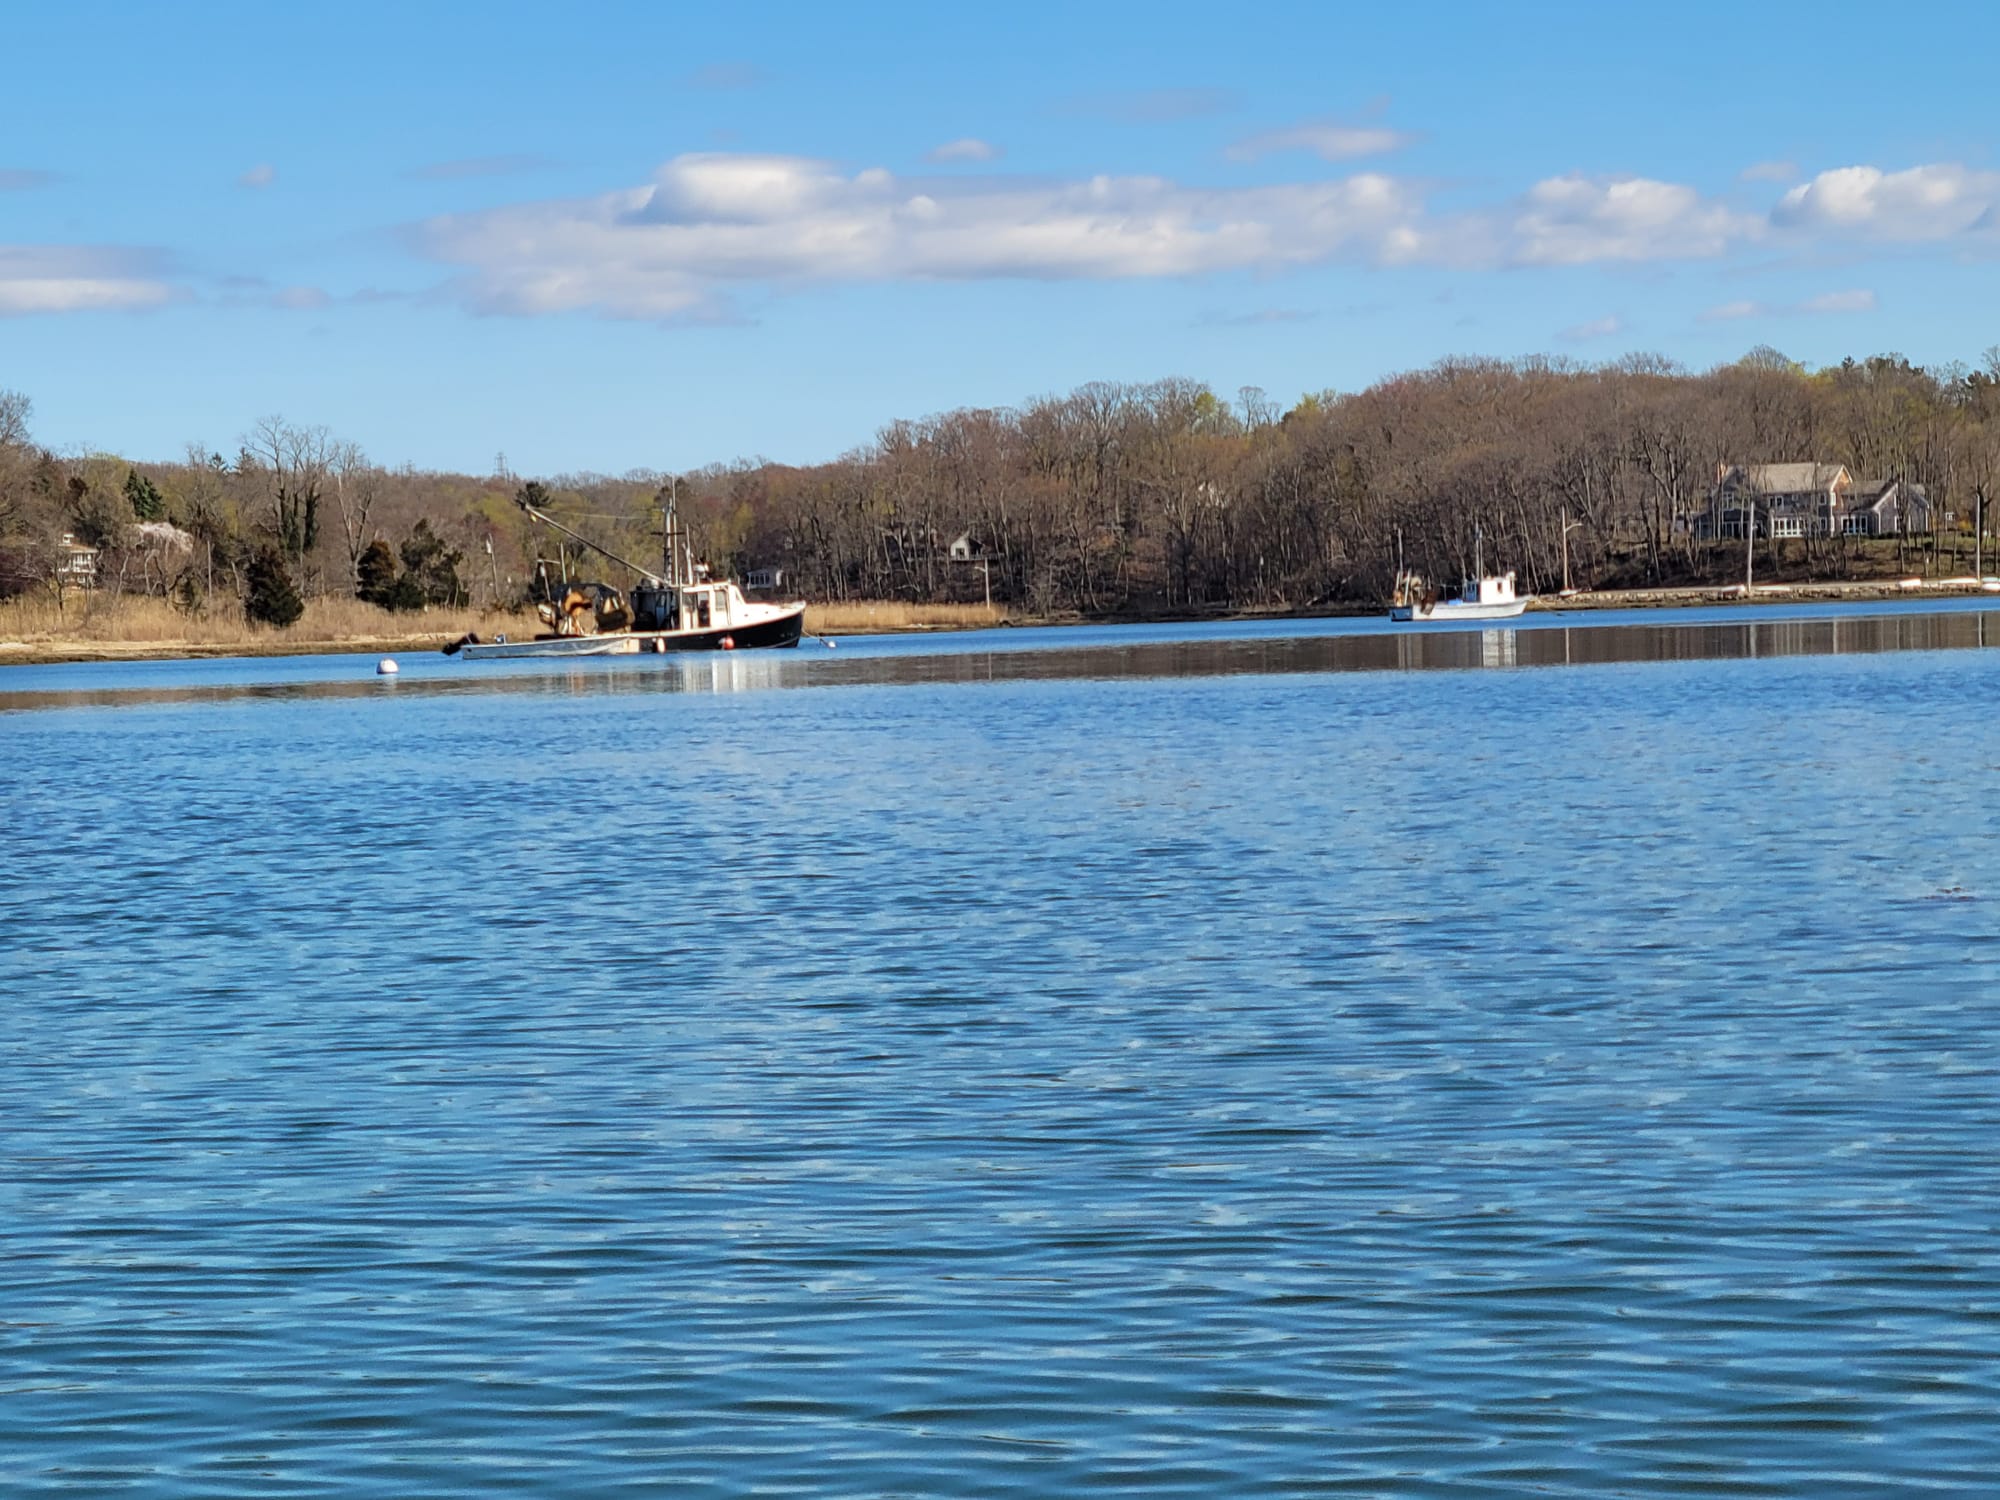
[7,606,2000,1496]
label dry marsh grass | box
[0,592,537,656]
[804,600,1005,633]
[1,590,1006,662]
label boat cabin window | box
[696,592,711,629]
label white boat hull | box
[1391,599,1530,623]
[458,634,644,659]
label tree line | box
[5,344,2000,625]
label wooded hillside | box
[5,344,1999,622]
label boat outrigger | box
[450,490,806,660]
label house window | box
[1771,516,1804,539]
[1842,514,1872,536]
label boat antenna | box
[516,497,662,585]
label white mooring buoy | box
[376,658,399,676]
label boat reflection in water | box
[9,606,2000,716]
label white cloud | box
[1741,160,1799,184]
[416,153,1436,318]
[1226,121,1416,163]
[1799,287,1877,313]
[0,246,177,315]
[1773,163,2000,240]
[1699,299,1765,323]
[238,163,276,189]
[1560,315,1624,341]
[926,138,1002,165]
[1699,288,1877,322]
[1509,174,1757,265]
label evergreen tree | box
[355,538,398,604]
[244,546,304,627]
[123,468,165,522]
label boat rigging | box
[448,487,807,659]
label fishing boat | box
[1390,570,1528,623]
[1389,530,1530,623]
[452,491,806,660]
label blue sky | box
[3,0,1998,474]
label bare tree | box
[329,440,379,592]
[244,416,335,589]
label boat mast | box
[660,477,674,587]
[659,475,695,589]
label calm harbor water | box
[6,603,2000,1496]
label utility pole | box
[1560,508,1583,594]
[1744,497,1755,595]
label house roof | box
[1849,478,1927,512]
[1729,463,1849,494]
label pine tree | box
[355,538,398,604]
[123,468,165,522]
[244,546,304,627]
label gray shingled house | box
[1699,463,1930,539]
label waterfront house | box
[1703,463,1849,540]
[1700,464,1932,540]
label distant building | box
[56,533,100,589]
[947,533,986,561]
[1700,463,1929,540]
[742,567,785,592]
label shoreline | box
[1525,577,1999,612]
[4,577,1995,667]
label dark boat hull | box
[647,606,805,652]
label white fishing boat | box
[1390,570,1528,623]
[450,490,805,661]
[1389,530,1530,623]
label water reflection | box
[6,608,2000,714]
